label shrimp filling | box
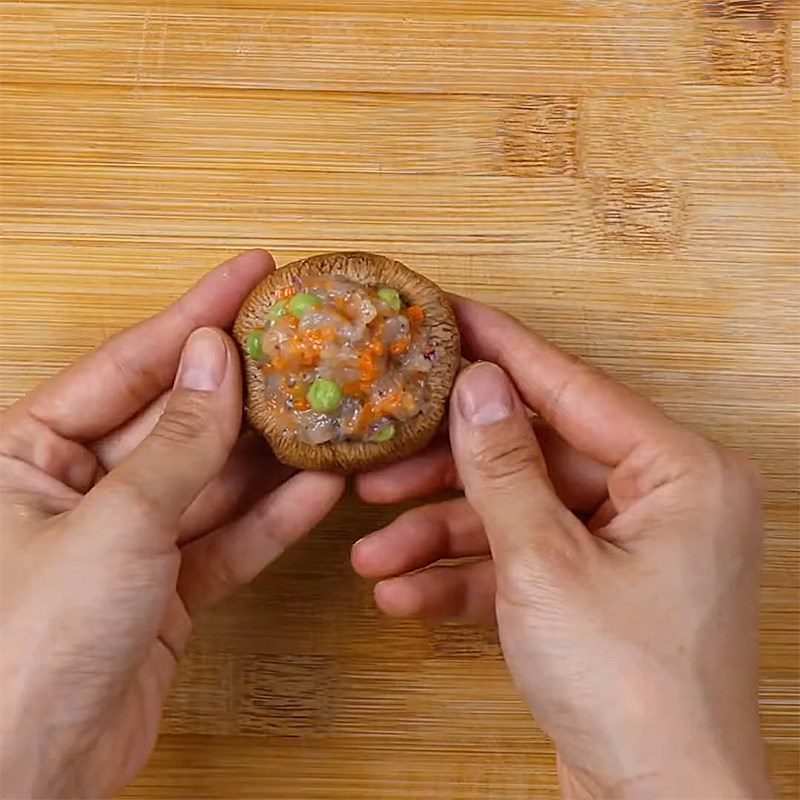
[245,274,436,445]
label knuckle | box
[656,434,726,485]
[498,533,585,607]
[471,437,544,483]
[204,546,241,599]
[104,472,164,521]
[152,394,213,446]
[535,523,588,581]
[728,450,764,495]
[103,339,164,408]
[678,437,764,517]
[541,360,605,430]
[721,447,765,513]
[689,438,755,484]
[688,436,726,476]
[399,505,432,535]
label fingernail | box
[456,362,514,425]
[353,531,379,552]
[177,328,228,391]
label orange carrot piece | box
[406,306,425,325]
[358,351,378,382]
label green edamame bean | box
[307,379,342,413]
[246,330,263,360]
[372,423,396,442]
[377,287,402,312]
[288,293,322,317]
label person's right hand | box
[352,297,773,799]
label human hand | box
[0,250,345,799]
[353,297,773,799]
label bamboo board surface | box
[1,1,798,797]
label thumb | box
[84,327,242,540]
[449,362,586,574]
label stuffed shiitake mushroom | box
[233,252,460,472]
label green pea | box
[288,292,322,317]
[377,286,402,312]
[372,423,396,442]
[246,330,263,360]
[268,300,287,322]
[307,379,342,413]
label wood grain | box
[1,1,798,798]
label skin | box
[0,253,773,799]
[0,250,345,798]
[353,296,774,799]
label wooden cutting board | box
[1,2,798,797]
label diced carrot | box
[406,306,425,325]
[358,351,378,382]
[382,391,403,413]
[304,327,336,347]
[369,338,385,356]
[287,332,322,367]
[288,382,309,408]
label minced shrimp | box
[245,274,436,445]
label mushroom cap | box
[233,251,460,473]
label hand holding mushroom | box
[0,250,345,798]
[353,296,773,800]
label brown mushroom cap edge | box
[233,251,461,473]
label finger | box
[0,455,84,523]
[92,392,170,470]
[178,432,293,544]
[356,425,610,514]
[375,559,496,626]
[355,437,459,503]
[451,294,680,466]
[10,249,274,441]
[78,328,242,548]
[0,412,101,494]
[535,425,610,513]
[351,497,487,580]
[450,362,591,578]
[178,471,345,613]
[95,403,294,542]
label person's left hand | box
[0,249,345,799]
